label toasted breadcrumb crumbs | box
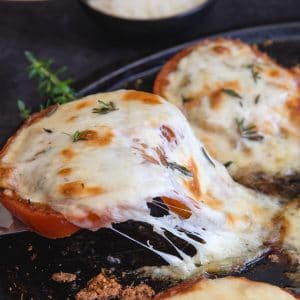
[51,272,77,283]
[76,273,155,300]
[121,284,155,300]
[76,274,121,300]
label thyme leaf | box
[201,147,215,167]
[235,118,264,141]
[92,100,118,115]
[64,130,88,143]
[224,161,233,168]
[167,162,193,177]
[254,94,261,104]
[17,100,31,120]
[43,128,53,134]
[222,88,242,99]
[244,64,262,83]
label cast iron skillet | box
[79,0,217,37]
[0,23,300,300]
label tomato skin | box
[162,197,191,219]
[0,190,80,238]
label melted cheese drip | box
[0,90,280,278]
[163,39,300,180]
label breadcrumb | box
[51,272,77,283]
[76,274,121,300]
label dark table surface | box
[0,0,300,142]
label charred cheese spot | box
[61,148,76,160]
[58,181,103,197]
[212,45,231,55]
[0,167,12,179]
[226,212,239,226]
[209,89,223,109]
[66,115,78,123]
[123,91,161,105]
[0,167,13,188]
[210,81,240,109]
[286,97,300,127]
[84,186,104,196]
[268,69,280,78]
[80,128,114,147]
[203,192,223,210]
[160,125,177,143]
[224,80,240,90]
[57,168,72,176]
[184,159,201,200]
[75,100,93,110]
[59,181,84,197]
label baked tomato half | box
[0,190,80,238]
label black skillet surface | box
[0,23,300,300]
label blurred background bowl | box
[79,0,217,38]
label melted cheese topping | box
[0,90,280,278]
[155,277,297,300]
[161,39,300,181]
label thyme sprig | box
[201,147,215,167]
[92,100,118,115]
[25,51,76,105]
[64,130,88,143]
[235,118,264,141]
[17,51,77,120]
[167,162,193,177]
[222,88,242,99]
[224,161,233,168]
[244,63,262,83]
[254,94,261,104]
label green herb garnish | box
[235,118,264,141]
[43,128,53,134]
[92,100,118,115]
[222,88,242,99]
[17,51,76,119]
[224,161,233,168]
[167,162,193,177]
[25,51,76,105]
[244,64,261,83]
[17,100,31,120]
[254,94,261,104]
[64,130,88,143]
[201,147,215,167]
